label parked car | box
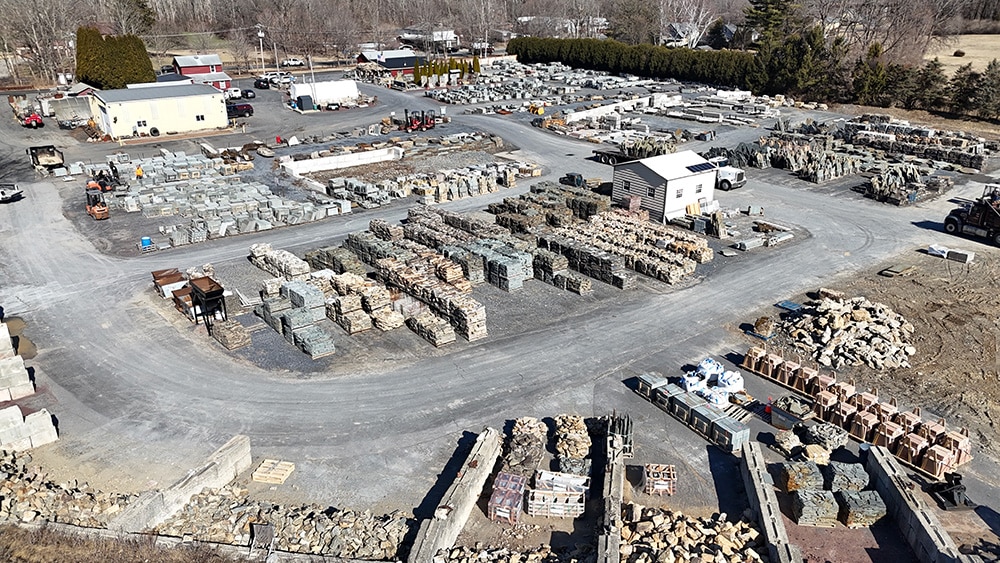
[242,89,256,99]
[270,74,295,86]
[224,87,242,100]
[253,78,271,89]
[226,103,253,118]
[325,102,341,111]
[281,57,305,67]
[159,65,175,75]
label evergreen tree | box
[914,58,948,110]
[852,44,890,106]
[472,56,481,73]
[976,59,1000,119]
[75,27,103,86]
[744,0,796,40]
[948,63,980,114]
[413,63,422,84]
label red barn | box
[172,54,232,90]
[356,49,425,77]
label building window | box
[647,186,656,197]
[676,188,683,198]
[195,115,205,122]
[695,184,703,194]
[623,180,631,192]
[136,120,147,127]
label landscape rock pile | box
[156,484,409,559]
[501,417,548,477]
[553,415,591,459]
[0,451,135,527]
[792,489,838,527]
[620,504,768,562]
[835,490,886,528]
[434,544,577,562]
[774,429,801,456]
[782,295,915,369]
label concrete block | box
[946,249,974,263]
[0,405,23,430]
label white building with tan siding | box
[611,150,717,223]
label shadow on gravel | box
[707,445,748,520]
[911,220,944,232]
[411,430,478,521]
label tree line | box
[508,34,1000,120]
[76,27,154,89]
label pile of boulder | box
[434,544,584,562]
[501,417,548,477]
[782,294,915,369]
[155,484,409,559]
[0,451,135,527]
[620,504,768,562]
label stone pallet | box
[371,308,405,331]
[293,325,337,358]
[337,310,373,335]
[554,415,591,459]
[537,231,635,289]
[793,489,839,527]
[440,247,486,284]
[835,490,886,528]
[823,461,870,492]
[304,246,367,276]
[248,243,311,280]
[501,417,548,477]
[405,312,456,347]
[369,218,404,241]
[211,320,251,350]
[327,294,363,318]
[344,231,411,266]
[281,280,325,309]
[780,461,824,492]
[360,285,391,313]
[804,423,850,451]
[376,257,487,341]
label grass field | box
[924,34,1000,75]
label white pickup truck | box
[0,183,23,203]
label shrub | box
[954,50,966,57]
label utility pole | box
[257,24,265,74]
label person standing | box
[135,164,144,183]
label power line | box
[139,27,256,39]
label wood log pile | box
[500,416,548,477]
[792,489,838,527]
[781,295,915,370]
[248,243,310,280]
[835,490,886,528]
[620,504,768,562]
[405,312,456,347]
[779,461,823,491]
[211,320,251,350]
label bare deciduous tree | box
[658,0,715,46]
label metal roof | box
[183,71,232,82]
[360,49,416,61]
[623,150,714,181]
[94,84,222,104]
[173,54,223,67]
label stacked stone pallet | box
[501,417,548,477]
[344,231,411,266]
[835,490,886,528]
[303,246,367,276]
[537,231,634,289]
[248,243,311,281]
[782,296,915,369]
[533,249,592,296]
[371,308,406,331]
[0,450,136,527]
[360,285,391,313]
[257,296,292,332]
[369,218,404,241]
[466,240,532,291]
[337,310,373,334]
[405,312,456,347]
[330,272,369,297]
[591,211,713,264]
[620,504,767,562]
[822,461,870,492]
[441,246,486,284]
[211,320,251,350]
[254,280,338,357]
[792,489,839,527]
[292,325,337,358]
[155,484,408,559]
[375,257,487,341]
[554,415,591,455]
[780,461,824,491]
[804,423,850,451]
[435,207,510,239]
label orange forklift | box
[85,187,109,220]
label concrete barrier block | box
[0,389,11,402]
[0,421,29,444]
[29,426,59,448]
[8,382,34,400]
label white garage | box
[89,84,227,140]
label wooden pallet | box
[252,459,296,484]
